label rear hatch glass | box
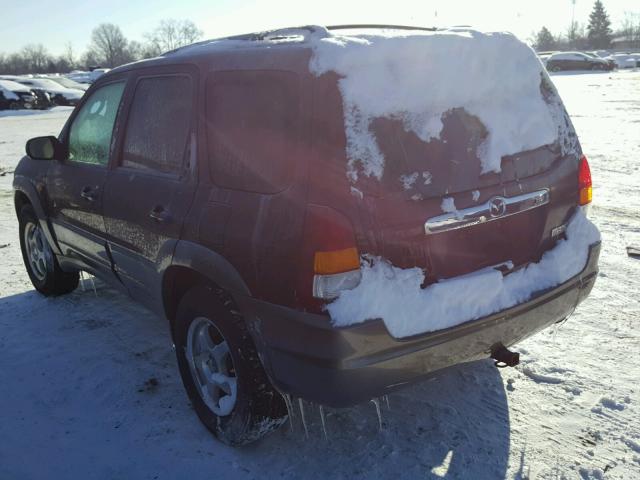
[309,29,581,282]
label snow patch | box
[399,172,419,190]
[327,209,600,338]
[309,28,563,180]
[441,197,457,213]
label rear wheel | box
[174,285,287,446]
[18,204,79,295]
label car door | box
[576,53,591,69]
[46,78,127,277]
[102,70,197,311]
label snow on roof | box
[309,28,563,180]
[0,79,31,94]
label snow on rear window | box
[309,28,567,182]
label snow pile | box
[327,209,600,338]
[309,29,563,180]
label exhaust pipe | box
[490,343,520,368]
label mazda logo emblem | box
[489,197,507,217]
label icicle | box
[89,275,98,297]
[298,398,309,438]
[79,271,86,292]
[384,394,390,410]
[319,405,328,440]
[283,394,295,432]
[371,398,383,431]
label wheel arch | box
[13,178,62,256]
[161,240,251,336]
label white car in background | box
[4,77,83,105]
[66,68,111,85]
[610,54,638,69]
[40,75,89,92]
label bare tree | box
[64,42,75,69]
[88,23,131,68]
[21,44,50,72]
[145,19,203,55]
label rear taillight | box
[578,155,592,206]
[299,205,361,304]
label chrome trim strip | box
[424,189,550,235]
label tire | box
[174,285,287,446]
[18,204,79,296]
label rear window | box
[205,70,299,193]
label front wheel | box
[174,285,287,446]
[18,204,79,295]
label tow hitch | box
[491,343,520,368]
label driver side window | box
[68,81,125,166]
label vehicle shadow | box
[0,280,511,480]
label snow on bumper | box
[327,209,601,338]
[240,239,599,407]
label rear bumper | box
[239,242,600,408]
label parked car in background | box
[584,51,616,70]
[40,75,89,92]
[0,79,37,110]
[546,52,612,72]
[537,53,553,66]
[610,54,638,69]
[66,70,93,84]
[13,25,600,446]
[2,77,83,106]
[66,68,111,85]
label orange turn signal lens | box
[579,186,592,206]
[314,247,360,275]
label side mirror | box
[25,136,63,160]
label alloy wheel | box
[23,222,52,281]
[186,317,238,416]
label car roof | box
[103,24,440,78]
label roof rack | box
[163,24,439,56]
[326,24,438,33]
[162,25,329,56]
[223,25,329,41]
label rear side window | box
[68,81,125,166]
[206,71,299,193]
[121,75,192,175]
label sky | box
[1,0,639,56]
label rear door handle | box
[149,205,170,223]
[80,186,97,202]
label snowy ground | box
[0,72,639,480]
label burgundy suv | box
[13,25,600,446]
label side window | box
[121,76,192,175]
[206,71,299,193]
[68,82,125,166]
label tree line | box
[0,19,203,75]
[534,0,640,51]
